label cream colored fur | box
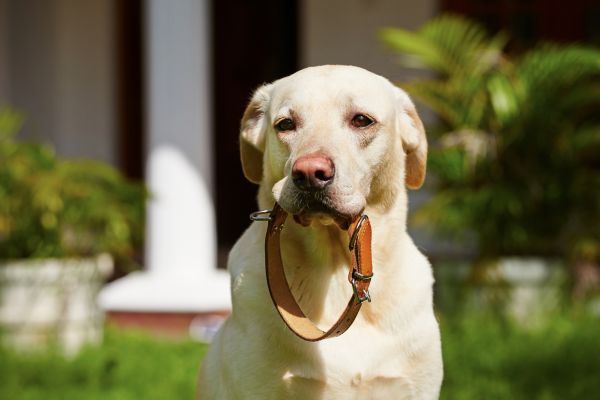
[198,65,443,399]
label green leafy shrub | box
[0,108,146,260]
[381,15,600,262]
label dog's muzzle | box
[291,153,335,191]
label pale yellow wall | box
[4,0,58,143]
[0,0,9,102]
[2,0,117,165]
[53,0,116,164]
[301,0,437,81]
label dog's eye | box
[275,118,296,132]
[351,114,374,128]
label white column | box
[99,0,230,314]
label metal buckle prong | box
[351,270,373,303]
[348,214,368,250]
[250,209,273,222]
[351,279,372,303]
[352,270,373,282]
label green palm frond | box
[405,73,501,131]
[381,14,508,77]
[559,83,600,114]
[572,126,600,150]
[516,45,600,122]
[487,72,521,127]
[404,80,466,128]
[382,14,600,259]
[518,45,600,91]
[504,46,600,147]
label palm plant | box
[381,15,600,270]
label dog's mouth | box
[290,200,359,230]
[273,175,365,230]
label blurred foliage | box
[440,311,600,400]
[0,108,146,260]
[433,259,571,327]
[381,15,600,262]
[0,328,207,400]
[1,314,599,399]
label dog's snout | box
[292,153,335,191]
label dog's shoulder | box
[228,222,265,276]
[227,222,273,316]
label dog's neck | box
[256,183,409,328]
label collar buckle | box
[249,209,273,222]
[351,270,373,303]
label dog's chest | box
[278,329,422,399]
[281,361,417,400]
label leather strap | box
[264,203,373,342]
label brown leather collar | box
[254,202,373,342]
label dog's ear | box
[394,87,428,189]
[240,84,272,184]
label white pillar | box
[99,0,230,314]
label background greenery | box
[0,108,146,262]
[381,15,600,263]
[2,14,598,400]
[0,329,207,400]
[1,311,598,400]
[440,311,600,399]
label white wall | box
[1,0,116,165]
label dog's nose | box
[292,153,335,191]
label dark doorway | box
[441,0,600,51]
[212,0,299,266]
[115,0,144,180]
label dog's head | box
[240,65,427,228]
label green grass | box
[1,313,599,399]
[0,330,207,400]
[441,312,600,400]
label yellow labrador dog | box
[198,65,443,399]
